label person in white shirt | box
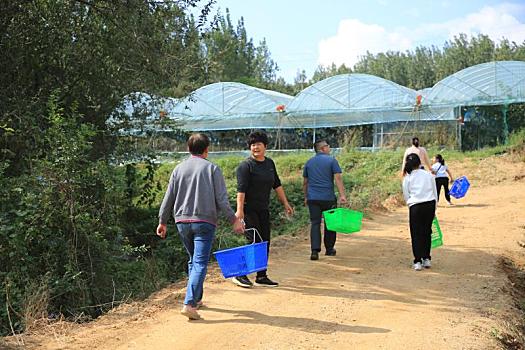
[401,137,431,174]
[431,154,454,206]
[402,153,438,271]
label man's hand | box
[284,203,295,216]
[233,218,245,234]
[235,210,244,223]
[156,224,167,239]
[339,195,348,204]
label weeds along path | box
[10,157,525,350]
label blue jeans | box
[176,222,216,307]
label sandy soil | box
[5,155,525,350]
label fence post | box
[502,104,509,145]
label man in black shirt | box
[233,131,294,288]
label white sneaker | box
[422,259,432,268]
[413,262,422,271]
[447,201,453,206]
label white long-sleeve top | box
[402,169,438,207]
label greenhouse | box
[425,61,525,107]
[170,82,294,131]
[107,92,180,134]
[175,61,525,129]
[285,73,422,128]
[111,61,525,149]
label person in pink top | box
[401,137,431,174]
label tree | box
[310,63,352,84]
[202,8,280,88]
[0,0,216,335]
[0,0,214,175]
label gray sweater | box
[158,156,236,225]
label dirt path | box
[9,157,525,350]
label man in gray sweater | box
[157,133,244,320]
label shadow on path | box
[200,307,391,335]
[445,203,489,208]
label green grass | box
[152,128,524,240]
[153,148,404,241]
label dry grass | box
[22,279,50,334]
[497,255,525,350]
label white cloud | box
[318,19,412,67]
[318,3,525,68]
[446,4,525,42]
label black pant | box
[307,200,337,253]
[435,177,451,202]
[244,208,271,278]
[409,200,436,263]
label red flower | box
[276,104,286,112]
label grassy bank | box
[152,128,525,265]
[3,130,523,337]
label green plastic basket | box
[322,208,363,234]
[431,217,443,249]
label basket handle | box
[244,227,263,244]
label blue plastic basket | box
[213,229,268,279]
[214,242,268,278]
[449,176,470,199]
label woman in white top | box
[402,153,438,271]
[431,154,453,205]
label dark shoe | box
[325,249,337,256]
[310,251,319,260]
[232,275,253,288]
[255,276,279,287]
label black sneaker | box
[255,276,279,287]
[310,251,319,260]
[325,249,337,256]
[232,275,253,288]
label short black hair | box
[187,133,209,155]
[404,153,421,175]
[247,131,268,147]
[313,139,328,152]
[412,137,420,146]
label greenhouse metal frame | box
[113,60,525,148]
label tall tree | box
[310,63,352,84]
[0,0,212,174]
[202,8,280,88]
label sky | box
[209,0,525,82]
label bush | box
[0,98,175,335]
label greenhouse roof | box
[426,61,525,107]
[285,73,420,127]
[171,82,293,130]
[111,61,525,132]
[107,92,181,134]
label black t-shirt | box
[236,157,282,211]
